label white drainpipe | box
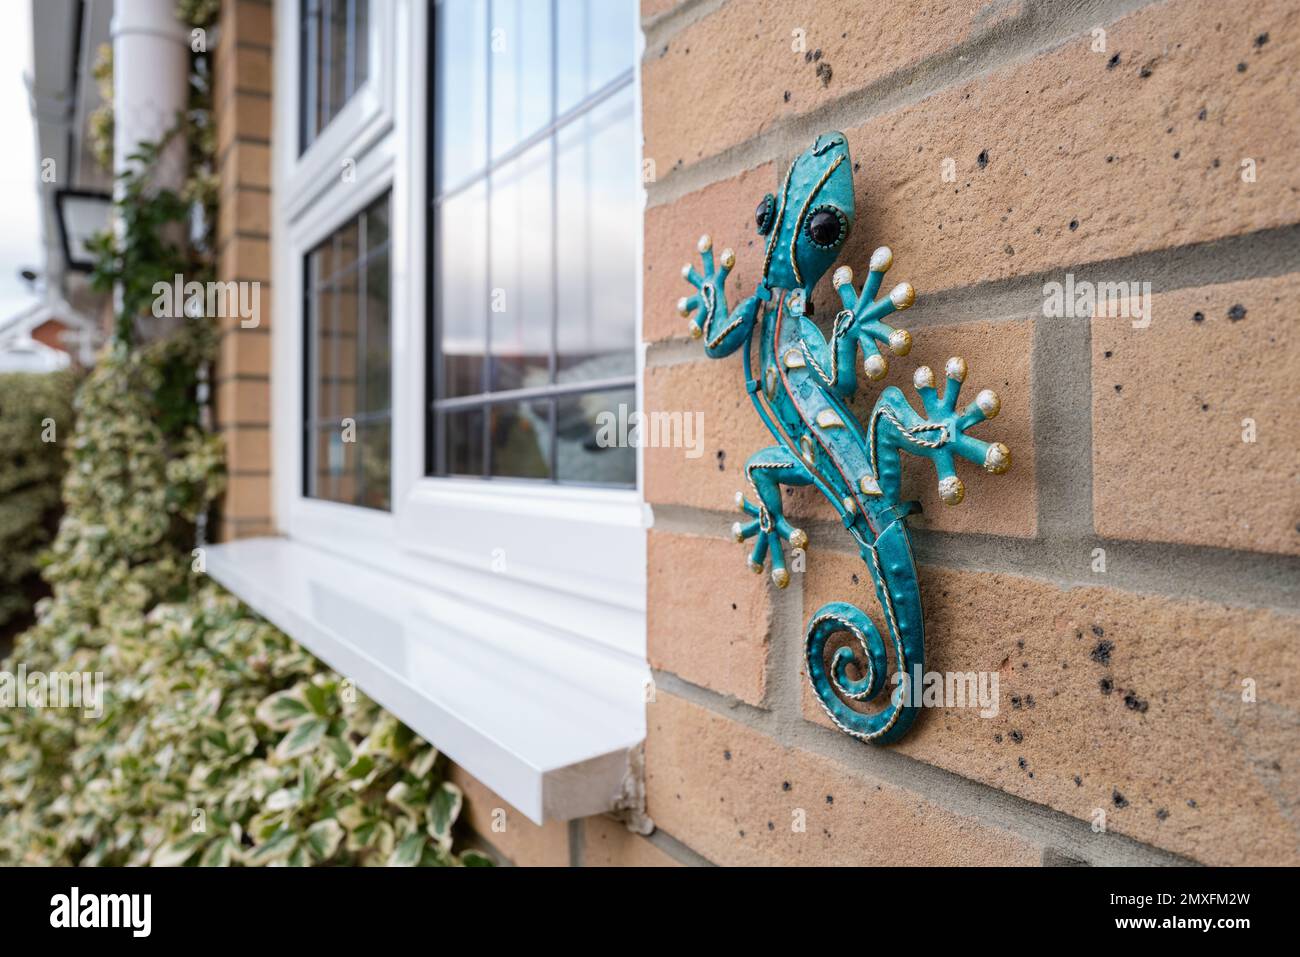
[111,0,190,187]
[111,0,190,333]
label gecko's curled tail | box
[803,517,925,745]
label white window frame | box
[284,0,397,221]
[271,0,649,660]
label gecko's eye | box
[755,194,776,235]
[805,205,848,248]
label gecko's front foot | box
[678,234,730,340]
[678,234,759,357]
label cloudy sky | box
[0,1,43,321]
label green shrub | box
[1,583,485,867]
[0,370,76,632]
[0,334,486,866]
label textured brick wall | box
[213,0,274,541]
[636,0,1299,867]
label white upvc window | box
[207,0,649,825]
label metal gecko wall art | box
[677,131,1011,744]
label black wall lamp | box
[54,188,113,273]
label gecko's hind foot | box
[893,355,1012,504]
[733,490,808,589]
[984,440,1012,474]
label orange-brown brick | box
[646,692,1045,866]
[789,317,1036,537]
[225,424,271,474]
[582,816,681,867]
[221,141,271,190]
[216,90,272,156]
[648,531,772,704]
[218,186,272,243]
[798,551,1300,865]
[219,327,270,378]
[449,766,571,866]
[643,359,772,513]
[216,41,272,106]
[644,163,774,343]
[830,0,1300,298]
[218,236,271,283]
[217,296,271,335]
[215,375,269,426]
[645,317,1035,538]
[642,0,1017,175]
[221,0,272,41]
[1093,274,1300,556]
[223,473,271,521]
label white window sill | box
[205,536,648,824]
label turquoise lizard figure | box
[678,132,1011,744]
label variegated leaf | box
[248,827,298,865]
[305,818,344,861]
[254,690,309,731]
[150,832,206,867]
[388,833,425,867]
[199,836,234,867]
[274,716,328,761]
[427,781,463,849]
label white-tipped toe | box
[984,442,1011,474]
[976,388,1001,419]
[888,328,912,356]
[890,282,916,310]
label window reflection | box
[431,0,638,487]
[301,0,371,151]
[304,193,392,510]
